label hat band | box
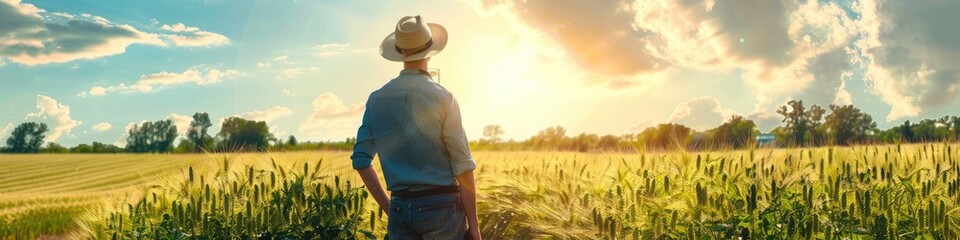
[396,39,433,57]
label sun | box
[440,31,547,109]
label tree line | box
[0,112,352,154]
[4,100,960,154]
[475,100,960,152]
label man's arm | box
[357,166,389,213]
[441,96,477,175]
[441,95,481,239]
[456,171,481,239]
[351,100,389,213]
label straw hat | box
[380,15,448,62]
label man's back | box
[356,15,481,240]
[351,69,475,191]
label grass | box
[476,144,960,239]
[0,207,85,239]
[0,144,959,239]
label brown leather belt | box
[391,186,459,198]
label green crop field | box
[2,144,960,239]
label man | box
[351,15,482,240]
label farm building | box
[756,133,777,148]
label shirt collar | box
[400,68,424,76]
[398,69,435,82]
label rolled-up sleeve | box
[351,101,376,170]
[442,95,476,176]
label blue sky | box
[1,0,959,147]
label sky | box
[1,0,959,147]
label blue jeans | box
[387,193,467,240]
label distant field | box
[2,145,960,239]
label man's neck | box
[403,59,428,71]
[404,67,428,72]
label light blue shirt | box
[351,69,476,191]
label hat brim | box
[380,23,447,62]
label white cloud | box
[83,67,241,96]
[299,92,364,139]
[667,96,735,131]
[625,119,656,133]
[474,1,667,76]
[303,92,363,120]
[84,86,107,97]
[90,122,112,132]
[163,31,229,47]
[311,43,374,57]
[272,55,288,61]
[280,68,300,79]
[270,125,288,140]
[257,62,271,68]
[630,0,859,115]
[113,122,137,147]
[0,2,227,66]
[160,22,200,32]
[478,0,960,123]
[748,110,783,133]
[855,0,960,121]
[158,22,229,47]
[166,34,228,48]
[474,0,870,120]
[25,95,82,142]
[276,67,318,79]
[214,107,293,139]
[313,43,349,56]
[234,106,292,123]
[0,122,13,139]
[166,113,193,137]
[0,0,165,65]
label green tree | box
[41,142,69,153]
[898,120,914,142]
[72,143,93,153]
[174,140,194,153]
[912,119,951,142]
[597,134,620,151]
[950,116,960,140]
[638,123,692,151]
[287,135,298,146]
[529,126,566,149]
[770,126,792,147]
[704,115,758,150]
[5,122,49,153]
[217,117,273,152]
[877,121,912,143]
[570,133,599,152]
[822,104,877,145]
[126,120,178,153]
[187,112,214,152]
[91,141,122,153]
[482,125,505,144]
[776,100,825,147]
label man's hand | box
[468,229,482,240]
[457,170,481,240]
[356,167,390,214]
